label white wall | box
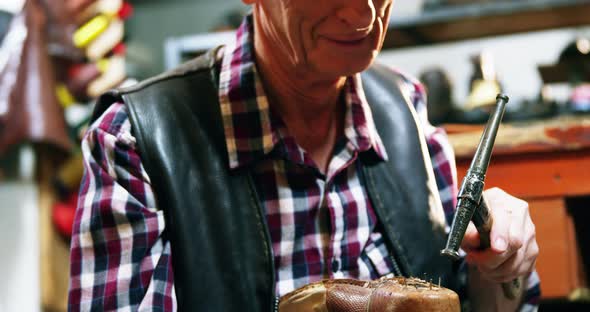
[0,183,40,312]
[126,0,247,78]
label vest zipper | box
[389,254,403,277]
[274,295,280,312]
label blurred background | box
[1,0,589,311]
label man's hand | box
[461,187,539,284]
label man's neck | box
[252,11,347,173]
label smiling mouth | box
[324,36,368,46]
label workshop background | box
[1,0,589,311]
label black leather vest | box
[92,47,458,311]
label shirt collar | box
[218,15,388,170]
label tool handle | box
[473,198,522,299]
[442,94,509,260]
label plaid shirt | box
[69,15,540,311]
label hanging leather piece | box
[0,0,72,155]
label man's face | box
[254,0,394,77]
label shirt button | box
[331,258,340,273]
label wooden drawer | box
[528,198,585,298]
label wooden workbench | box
[446,115,590,299]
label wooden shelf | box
[164,0,590,69]
[385,0,590,49]
[446,115,590,160]
[449,116,590,299]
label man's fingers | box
[507,198,528,251]
[466,248,507,271]
[475,236,538,283]
[489,200,511,254]
[485,188,527,255]
[462,188,539,285]
[484,249,524,283]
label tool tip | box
[496,94,509,103]
[440,249,460,260]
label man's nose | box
[335,0,376,31]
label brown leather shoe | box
[279,277,459,312]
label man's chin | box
[314,57,376,77]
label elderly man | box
[68,0,540,311]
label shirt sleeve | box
[68,102,176,311]
[397,70,542,311]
